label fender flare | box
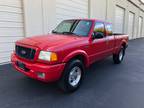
[121,39,128,48]
[115,40,128,54]
[62,50,89,67]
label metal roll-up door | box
[137,17,143,38]
[56,0,88,24]
[114,6,125,33]
[128,12,135,40]
[0,0,24,64]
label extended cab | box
[11,19,128,92]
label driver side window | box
[93,22,105,39]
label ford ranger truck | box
[11,19,128,92]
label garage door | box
[56,0,88,24]
[128,12,135,40]
[0,0,24,64]
[114,6,125,33]
[137,16,143,38]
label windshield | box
[52,20,92,37]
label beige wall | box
[23,0,56,36]
[42,0,56,34]
[90,0,107,20]
[23,0,43,36]
[23,0,144,38]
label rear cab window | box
[105,23,113,36]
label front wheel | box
[58,59,84,93]
[113,46,125,64]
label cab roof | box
[63,18,112,24]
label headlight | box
[38,51,58,61]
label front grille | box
[16,45,36,60]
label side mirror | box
[92,32,104,39]
[52,30,55,33]
[92,32,96,39]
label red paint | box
[11,19,128,82]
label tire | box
[113,46,125,64]
[58,59,84,93]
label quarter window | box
[106,24,113,35]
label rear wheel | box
[113,46,125,64]
[58,59,84,93]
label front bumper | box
[11,53,65,82]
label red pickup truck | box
[11,19,128,92]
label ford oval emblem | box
[21,50,26,55]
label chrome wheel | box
[119,49,124,61]
[68,66,82,87]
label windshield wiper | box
[62,32,80,36]
[52,30,62,34]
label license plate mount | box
[16,61,28,71]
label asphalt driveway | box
[0,38,144,108]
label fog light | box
[37,72,45,79]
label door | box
[89,21,107,64]
[114,6,125,33]
[137,17,143,38]
[0,0,24,64]
[56,0,88,24]
[128,12,135,39]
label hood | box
[16,34,86,51]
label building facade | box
[0,0,144,64]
